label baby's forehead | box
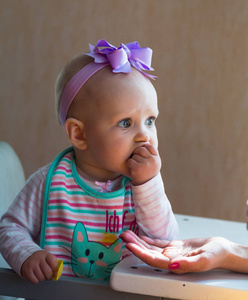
[70,64,157,118]
[85,65,152,95]
[87,68,156,107]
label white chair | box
[0,142,25,218]
[0,142,25,300]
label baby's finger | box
[126,157,141,170]
[132,146,151,158]
[46,253,58,272]
[23,269,40,284]
[40,260,54,280]
[140,143,158,156]
[33,266,46,282]
[129,154,147,165]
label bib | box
[40,148,138,281]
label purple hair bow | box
[85,39,156,79]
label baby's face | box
[74,67,158,181]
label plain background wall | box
[1,0,248,222]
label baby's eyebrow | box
[146,109,159,117]
[109,116,130,126]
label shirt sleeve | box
[132,172,179,241]
[0,165,49,276]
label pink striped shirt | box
[0,152,178,277]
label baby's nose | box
[134,132,150,143]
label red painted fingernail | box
[169,263,180,270]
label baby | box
[0,39,178,283]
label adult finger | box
[169,254,211,274]
[141,235,171,248]
[121,231,165,252]
[126,243,170,269]
[120,231,150,249]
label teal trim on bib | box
[40,147,73,249]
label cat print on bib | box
[69,222,122,281]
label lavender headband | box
[59,39,156,126]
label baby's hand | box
[21,250,58,284]
[127,143,161,186]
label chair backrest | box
[0,142,25,218]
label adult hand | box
[120,230,171,269]
[120,230,232,274]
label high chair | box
[0,142,25,218]
[0,142,25,300]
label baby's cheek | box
[96,260,107,267]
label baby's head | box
[55,53,93,123]
[55,40,157,126]
[55,40,159,180]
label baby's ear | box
[64,118,88,150]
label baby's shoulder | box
[37,163,51,177]
[26,163,52,185]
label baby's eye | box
[118,119,131,128]
[145,117,156,126]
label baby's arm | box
[132,172,178,240]
[0,166,55,281]
[127,144,179,240]
[127,143,161,186]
